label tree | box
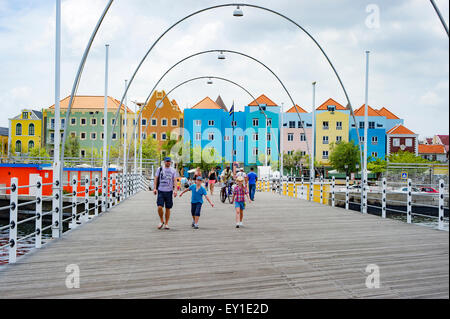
[387,151,430,164]
[329,141,361,176]
[367,157,387,179]
[64,136,80,158]
[141,137,159,160]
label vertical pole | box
[382,177,387,218]
[332,176,335,207]
[345,176,349,210]
[84,176,90,222]
[113,174,117,206]
[265,114,268,167]
[102,44,109,213]
[95,177,99,216]
[134,104,137,176]
[109,174,113,208]
[70,176,77,229]
[52,0,62,239]
[438,179,444,230]
[310,82,316,182]
[280,103,284,175]
[362,51,370,215]
[407,178,412,224]
[35,176,42,249]
[301,175,304,200]
[140,115,143,177]
[9,178,18,264]
[123,80,128,198]
[320,175,323,204]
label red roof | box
[354,104,381,116]
[248,94,277,106]
[387,124,415,135]
[376,107,400,120]
[418,144,446,154]
[286,105,308,113]
[437,135,449,146]
[316,98,346,111]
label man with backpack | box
[153,157,178,230]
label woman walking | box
[208,168,217,195]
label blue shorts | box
[235,201,245,210]
[191,202,202,217]
[157,191,173,209]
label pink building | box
[282,105,313,159]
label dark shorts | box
[157,191,173,209]
[191,202,202,217]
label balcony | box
[322,126,329,130]
[336,126,342,130]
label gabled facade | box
[315,99,349,165]
[282,105,312,158]
[141,90,184,147]
[375,107,403,131]
[386,124,418,156]
[9,109,43,155]
[418,144,447,163]
[0,127,9,159]
[349,105,386,160]
[44,96,133,157]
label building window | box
[252,133,259,141]
[252,118,259,127]
[323,136,329,144]
[371,136,378,145]
[405,138,413,147]
[142,119,147,126]
[14,140,21,153]
[267,133,271,141]
[238,136,244,142]
[224,136,230,141]
[300,134,306,141]
[161,119,168,126]
[267,148,271,155]
[359,136,365,143]
[50,118,55,129]
[322,151,329,159]
[393,138,400,146]
[327,105,336,112]
[16,123,22,136]
[80,132,87,140]
[91,118,97,126]
[359,122,364,129]
[28,124,35,136]
[369,122,375,129]
[288,133,294,141]
[111,119,116,126]
[112,133,117,140]
[161,133,167,140]
[371,152,378,158]
[195,132,201,141]
[22,112,28,119]
[80,150,86,158]
[208,120,215,126]
[71,132,76,138]
[289,121,295,128]
[194,120,201,126]
[208,133,215,141]
[336,136,342,143]
[252,148,258,156]
[266,119,272,127]
[71,118,76,125]
[336,121,342,130]
[81,118,87,126]
[91,133,97,140]
[298,121,304,128]
[231,121,237,127]
[151,119,157,126]
[61,119,65,129]
[300,151,306,156]
[142,133,147,140]
[28,140,34,151]
[151,133,157,140]
[50,133,55,143]
[323,121,329,130]
[172,119,178,126]
[287,151,293,155]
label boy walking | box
[180,176,214,229]
[231,176,252,228]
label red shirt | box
[233,185,248,202]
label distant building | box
[282,105,312,159]
[375,107,404,131]
[418,144,447,163]
[8,109,43,156]
[0,127,9,158]
[432,135,449,158]
[386,124,418,156]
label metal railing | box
[0,171,147,265]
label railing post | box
[438,179,444,230]
[382,178,387,218]
[52,174,61,238]
[95,177,99,216]
[332,176,335,207]
[362,175,368,214]
[102,174,107,212]
[309,177,313,202]
[84,176,90,222]
[113,174,117,206]
[35,176,42,249]
[301,175,304,200]
[320,175,323,204]
[109,174,113,208]
[9,177,18,264]
[345,176,349,210]
[407,178,412,224]
[70,177,77,229]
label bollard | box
[95,177,99,216]
[300,175,304,200]
[70,177,78,229]
[309,177,313,202]
[9,178,18,264]
[320,175,323,204]
[109,175,113,208]
[345,176,349,210]
[35,176,42,249]
[407,179,412,224]
[362,176,368,214]
[438,179,444,230]
[382,178,387,218]
[84,176,90,222]
[102,175,107,212]
[332,176,335,207]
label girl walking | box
[208,168,217,195]
[231,176,252,228]
[179,176,214,229]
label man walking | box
[247,167,258,201]
[154,157,178,230]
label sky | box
[0,0,448,138]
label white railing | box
[0,172,147,265]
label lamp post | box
[362,51,370,214]
[280,102,284,174]
[310,82,317,182]
[102,44,109,213]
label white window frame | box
[323,136,329,144]
[252,118,259,127]
[405,138,413,147]
[393,138,400,147]
[238,136,244,142]
[208,120,215,126]
[112,133,117,140]
[371,152,378,158]
[91,118,97,126]
[266,118,272,127]
[141,119,147,126]
[80,149,86,158]
[287,133,294,141]
[161,118,168,127]
[208,133,215,141]
[80,132,87,140]
[224,136,230,141]
[151,132,157,140]
[90,132,97,140]
[151,119,157,126]
[171,118,178,127]
[161,133,167,141]
[371,136,378,145]
[80,118,87,126]
[71,118,76,126]
[252,133,259,141]
[195,132,201,141]
[300,134,306,142]
[323,121,329,130]
[194,120,202,127]
[252,148,258,156]
[336,121,342,130]
[336,136,342,143]
[322,151,329,159]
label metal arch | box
[430,0,449,36]
[107,3,363,168]
[121,49,313,166]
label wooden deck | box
[0,189,448,299]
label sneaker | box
[191,222,195,228]
[157,222,164,229]
[164,224,170,230]
[236,224,240,228]
[194,225,199,229]
[239,222,243,227]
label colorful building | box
[418,144,447,163]
[282,105,312,158]
[8,109,43,156]
[375,107,403,131]
[0,127,8,160]
[386,124,418,156]
[315,98,349,165]
[140,90,183,148]
[349,105,387,161]
[44,96,133,158]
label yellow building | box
[9,110,43,155]
[315,98,349,165]
[0,127,8,160]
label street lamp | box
[207,78,213,85]
[233,6,244,17]
[217,51,226,60]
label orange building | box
[140,90,183,147]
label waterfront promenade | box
[0,190,448,299]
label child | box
[231,176,252,228]
[179,176,214,229]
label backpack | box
[155,166,163,190]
